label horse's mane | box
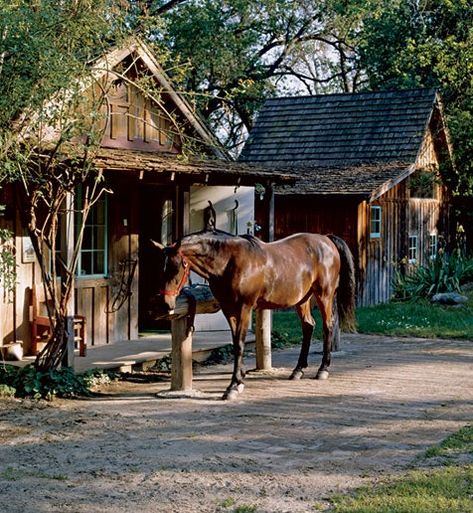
[180,229,264,254]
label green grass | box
[271,290,473,343]
[0,467,68,481]
[332,466,473,513]
[356,290,473,339]
[331,425,473,513]
[424,425,473,460]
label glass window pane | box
[77,188,107,277]
[95,200,105,224]
[80,252,92,275]
[370,206,381,238]
[82,227,93,249]
[94,251,105,275]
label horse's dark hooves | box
[315,370,329,380]
[289,369,304,380]
[222,383,245,401]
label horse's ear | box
[150,239,165,250]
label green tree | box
[354,0,473,193]
[0,0,132,370]
[152,0,361,152]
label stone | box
[431,292,468,305]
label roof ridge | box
[264,88,437,103]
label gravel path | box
[1,334,472,513]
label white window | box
[77,195,108,277]
[429,233,438,260]
[408,235,418,264]
[370,206,382,239]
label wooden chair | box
[30,285,87,357]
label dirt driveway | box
[1,334,472,513]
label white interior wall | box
[189,185,254,331]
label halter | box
[160,254,190,297]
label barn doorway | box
[138,184,175,332]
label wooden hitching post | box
[255,182,274,370]
[170,316,193,391]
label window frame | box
[370,205,382,239]
[429,233,438,260]
[408,234,418,264]
[76,192,109,279]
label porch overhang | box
[93,148,295,187]
[273,161,415,201]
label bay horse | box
[153,230,356,400]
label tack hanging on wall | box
[228,200,239,235]
[203,201,216,231]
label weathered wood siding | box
[93,59,181,154]
[359,180,451,305]
[268,173,450,307]
[265,195,359,250]
[359,183,407,306]
[74,177,140,348]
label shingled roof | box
[275,161,415,200]
[240,89,437,167]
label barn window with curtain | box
[370,205,382,239]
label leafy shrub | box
[394,249,473,301]
[0,383,16,397]
[0,364,114,400]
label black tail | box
[328,235,357,333]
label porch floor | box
[17,331,253,374]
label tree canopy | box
[150,0,473,191]
[353,0,473,194]
[0,0,134,370]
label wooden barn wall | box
[360,183,450,307]
[360,183,408,306]
[0,179,140,355]
[75,176,139,348]
[268,193,361,297]
[269,195,359,249]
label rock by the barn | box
[431,292,468,305]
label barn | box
[240,89,455,305]
[0,39,288,356]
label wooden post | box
[170,317,193,391]
[62,191,76,369]
[151,285,220,394]
[255,309,272,369]
[255,182,274,370]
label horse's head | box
[151,240,190,313]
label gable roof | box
[23,38,229,160]
[240,88,438,167]
[91,39,230,160]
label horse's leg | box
[314,292,337,380]
[223,304,252,401]
[289,300,315,380]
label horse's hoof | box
[236,383,245,394]
[315,370,329,380]
[289,369,304,380]
[222,389,239,401]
